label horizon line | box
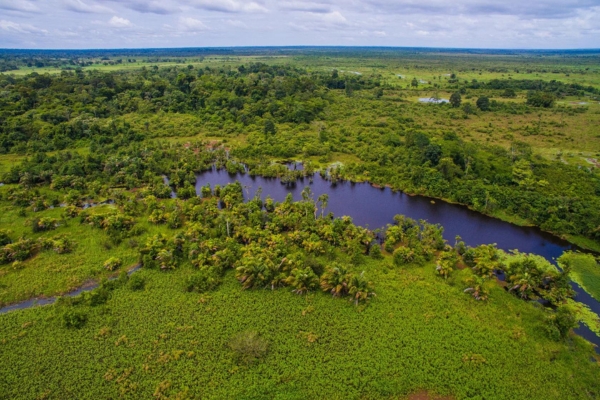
[1,45,600,53]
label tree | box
[476,96,490,111]
[527,91,555,108]
[502,88,516,98]
[320,263,350,297]
[317,193,329,218]
[462,102,474,115]
[348,271,375,305]
[264,120,276,136]
[512,159,535,188]
[285,267,319,295]
[436,250,457,279]
[411,78,418,88]
[449,92,462,108]
[344,81,353,97]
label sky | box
[0,0,599,49]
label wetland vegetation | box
[0,47,599,399]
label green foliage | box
[1,51,600,399]
[436,250,457,279]
[128,274,145,291]
[31,217,59,233]
[369,243,383,259]
[185,270,221,293]
[103,257,123,271]
[449,92,462,108]
[527,91,556,108]
[228,330,269,365]
[476,96,490,111]
[61,309,88,329]
[0,229,12,246]
[544,306,578,341]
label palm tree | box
[464,277,489,301]
[348,271,375,306]
[317,194,329,218]
[285,267,319,295]
[320,264,350,297]
[235,256,271,289]
[436,251,457,280]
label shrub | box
[544,306,577,341]
[229,331,268,364]
[128,274,145,291]
[50,235,76,254]
[62,309,88,329]
[393,247,420,266]
[185,271,221,293]
[87,287,110,306]
[0,229,12,246]
[32,217,59,233]
[103,257,123,271]
[369,243,383,259]
[0,238,39,264]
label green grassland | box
[1,258,599,399]
[0,195,171,305]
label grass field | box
[1,257,598,399]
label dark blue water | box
[194,166,600,352]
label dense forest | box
[1,62,599,243]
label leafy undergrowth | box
[1,260,598,399]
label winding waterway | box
[194,165,600,351]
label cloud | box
[188,0,268,13]
[226,19,247,28]
[360,0,600,19]
[1,0,599,48]
[104,0,180,15]
[319,11,347,24]
[0,19,47,34]
[108,16,132,28]
[0,0,40,13]
[279,1,332,13]
[360,30,386,37]
[63,0,112,14]
[179,16,210,31]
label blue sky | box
[1,0,599,49]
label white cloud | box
[361,30,386,37]
[0,0,599,48]
[106,0,180,15]
[279,1,332,13]
[63,0,112,14]
[226,19,247,28]
[188,0,268,13]
[0,19,47,34]
[108,16,132,28]
[0,0,40,13]
[179,16,210,31]
[319,11,347,24]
